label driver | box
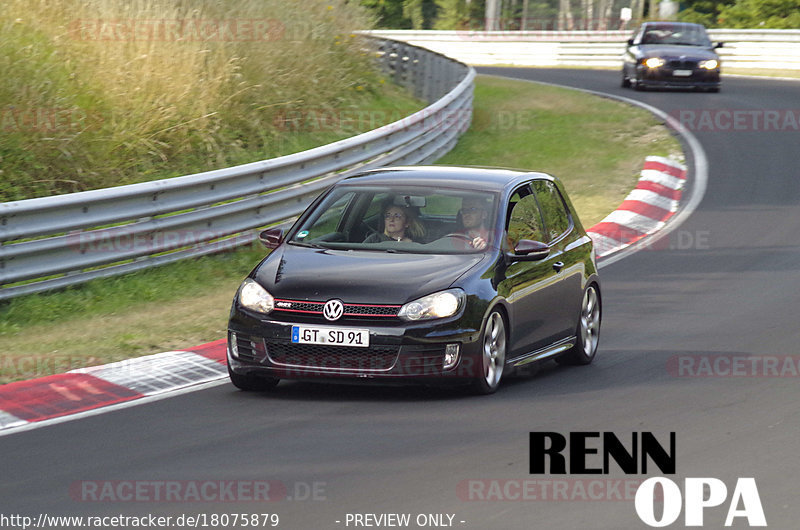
[457,197,490,250]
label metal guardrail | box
[364,29,800,69]
[0,38,475,300]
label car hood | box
[639,45,718,60]
[253,244,488,304]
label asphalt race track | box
[2,69,799,529]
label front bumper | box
[637,65,720,89]
[227,309,486,384]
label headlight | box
[238,278,274,314]
[644,57,664,68]
[398,289,465,322]
[699,59,719,70]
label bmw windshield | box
[640,24,712,47]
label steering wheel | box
[442,233,475,245]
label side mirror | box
[258,228,284,249]
[627,38,634,46]
[714,42,724,49]
[508,239,550,262]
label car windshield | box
[288,184,500,254]
[640,25,711,47]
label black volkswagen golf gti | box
[227,166,601,394]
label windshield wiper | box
[289,241,328,249]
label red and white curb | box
[588,156,687,258]
[0,340,227,432]
[0,156,688,433]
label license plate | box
[673,69,693,77]
[291,326,370,347]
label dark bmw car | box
[227,166,601,394]
[622,21,722,92]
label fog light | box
[229,332,240,359]
[443,343,460,370]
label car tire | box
[228,364,280,391]
[621,69,631,88]
[472,310,507,395]
[556,284,601,366]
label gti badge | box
[323,299,344,321]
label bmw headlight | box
[238,278,274,314]
[699,59,719,70]
[644,57,664,68]
[398,289,465,322]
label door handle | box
[553,261,564,272]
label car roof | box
[340,166,554,193]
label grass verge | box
[0,75,681,384]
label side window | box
[533,180,571,242]
[506,189,545,247]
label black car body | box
[622,21,722,92]
[227,166,601,394]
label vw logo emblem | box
[323,299,344,321]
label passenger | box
[364,204,425,243]
[457,197,491,250]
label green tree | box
[360,0,413,28]
[402,0,439,28]
[678,0,735,27]
[434,0,486,29]
[717,0,800,27]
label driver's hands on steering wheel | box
[443,233,486,250]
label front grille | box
[266,341,400,371]
[273,299,401,320]
[668,60,697,70]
